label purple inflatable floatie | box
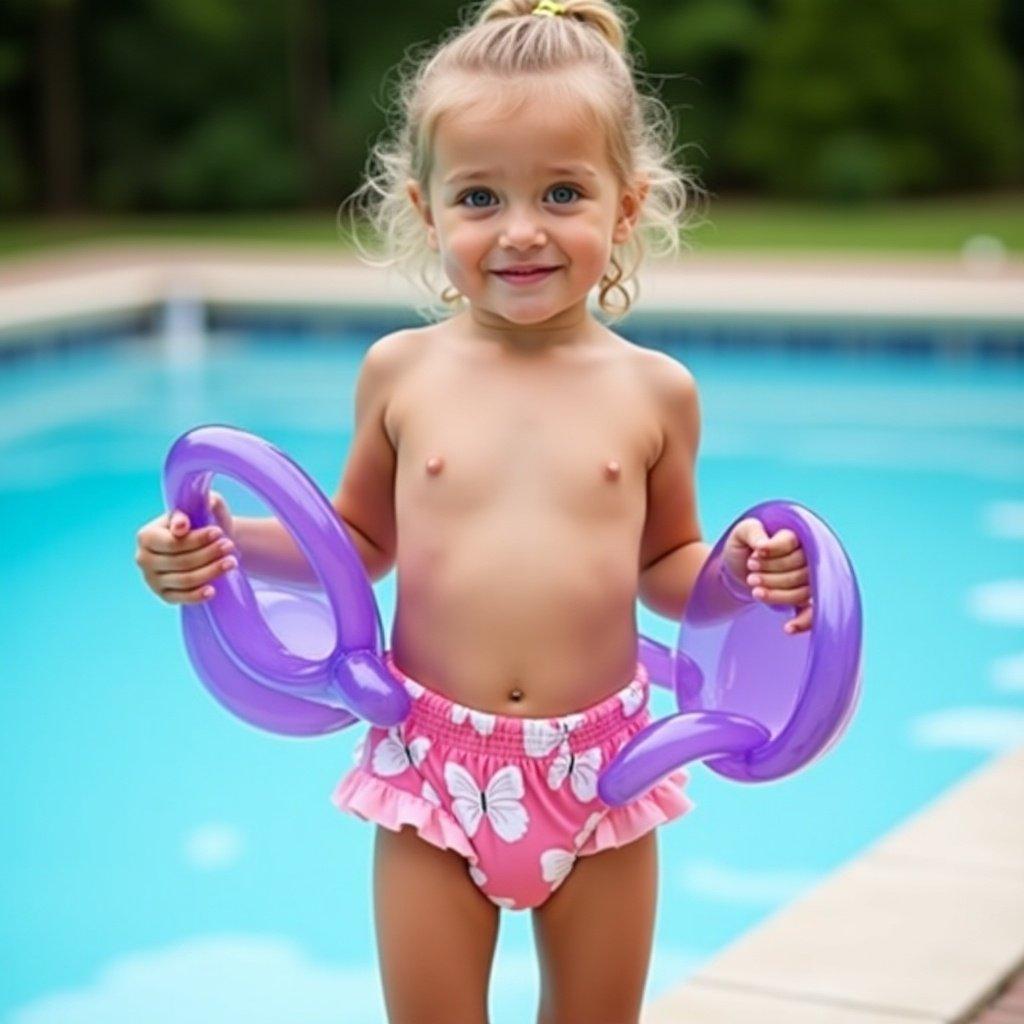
[599,501,863,804]
[163,427,862,794]
[163,425,410,737]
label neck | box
[458,299,599,354]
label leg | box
[373,824,501,1024]
[532,831,658,1024]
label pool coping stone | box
[643,745,1024,1023]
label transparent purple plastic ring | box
[601,500,863,805]
[163,426,861,792]
[163,425,410,737]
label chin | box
[499,306,566,326]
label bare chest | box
[391,364,659,519]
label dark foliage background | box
[1,0,1021,214]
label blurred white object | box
[160,277,207,364]
[961,233,1007,276]
[183,822,244,870]
[984,501,1024,540]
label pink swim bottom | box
[332,655,694,911]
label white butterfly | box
[619,680,646,718]
[575,811,606,849]
[523,714,585,758]
[421,780,442,807]
[371,727,431,778]
[444,762,529,842]
[403,678,425,699]
[547,741,602,803]
[540,848,576,891]
[450,703,497,736]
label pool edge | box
[643,743,1024,1022]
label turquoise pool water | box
[2,327,1023,1023]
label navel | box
[425,455,444,476]
[509,687,524,702]
[603,459,621,481]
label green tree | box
[731,0,1024,200]
[636,0,767,190]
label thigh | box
[531,830,658,1024]
[373,825,501,1024]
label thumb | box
[737,517,771,554]
[209,491,231,531]
[168,510,190,535]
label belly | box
[390,513,642,716]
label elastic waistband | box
[384,653,650,758]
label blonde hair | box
[339,0,706,323]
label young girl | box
[135,1,812,1020]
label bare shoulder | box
[357,324,442,444]
[610,333,699,409]
[360,325,430,378]
[357,324,436,404]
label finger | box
[748,567,808,591]
[161,583,219,605]
[750,584,812,606]
[149,534,235,573]
[747,547,806,573]
[142,524,224,557]
[167,509,191,536]
[158,555,238,594]
[759,528,799,560]
[209,493,233,534]
[735,517,771,554]
[784,605,815,634]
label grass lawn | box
[1,194,1022,260]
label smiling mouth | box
[492,267,561,281]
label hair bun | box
[477,0,628,55]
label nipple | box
[603,460,621,482]
[425,455,444,476]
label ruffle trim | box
[331,768,477,864]
[578,768,695,856]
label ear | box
[612,174,650,245]
[406,179,439,251]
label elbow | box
[338,513,395,583]
[636,585,686,622]
[364,551,396,583]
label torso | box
[385,316,665,716]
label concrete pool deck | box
[2,242,1022,1020]
[644,744,1024,1023]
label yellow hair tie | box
[532,0,567,16]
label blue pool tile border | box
[0,301,1022,362]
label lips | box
[494,266,559,275]
[492,266,561,285]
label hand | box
[134,490,237,605]
[721,517,813,635]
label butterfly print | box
[444,762,529,842]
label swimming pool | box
[2,322,1022,1024]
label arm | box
[637,355,711,621]
[232,332,403,585]
[330,331,401,582]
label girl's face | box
[407,80,646,330]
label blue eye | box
[460,188,495,208]
[457,184,582,208]
[547,184,581,204]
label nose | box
[499,205,546,250]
